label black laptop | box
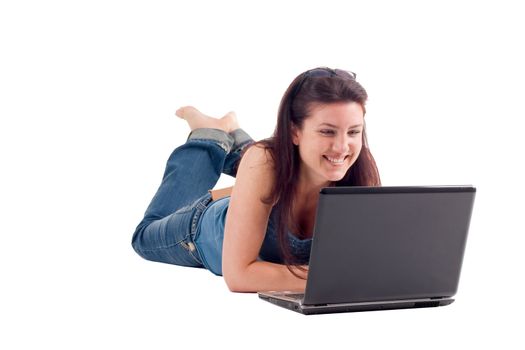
[258,186,476,315]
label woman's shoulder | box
[241,142,275,170]
[236,143,276,205]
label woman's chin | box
[324,170,348,182]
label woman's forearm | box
[224,260,308,293]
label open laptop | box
[258,186,476,315]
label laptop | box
[258,186,476,315]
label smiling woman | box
[251,68,381,285]
[131,67,381,293]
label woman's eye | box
[320,130,335,135]
[348,130,361,135]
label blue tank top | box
[194,196,312,276]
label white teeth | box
[325,156,345,164]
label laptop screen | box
[303,186,475,305]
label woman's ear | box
[291,124,299,146]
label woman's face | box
[292,102,364,186]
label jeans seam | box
[135,235,188,252]
[191,195,212,236]
[137,234,202,265]
[189,194,214,270]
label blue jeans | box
[132,128,254,272]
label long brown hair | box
[247,67,381,278]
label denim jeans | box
[131,128,254,273]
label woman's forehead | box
[306,102,364,126]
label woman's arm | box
[222,145,307,293]
[226,261,307,293]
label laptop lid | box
[303,186,476,306]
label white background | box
[1,0,524,348]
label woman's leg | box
[132,128,236,267]
[140,106,241,218]
[223,128,255,177]
[132,129,235,267]
[145,129,235,220]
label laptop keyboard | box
[284,293,305,300]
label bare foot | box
[175,106,239,132]
[221,111,240,133]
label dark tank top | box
[258,206,312,265]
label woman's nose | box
[331,135,350,153]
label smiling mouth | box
[323,155,349,164]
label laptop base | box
[258,293,454,315]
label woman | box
[132,67,381,292]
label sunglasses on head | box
[291,67,357,99]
